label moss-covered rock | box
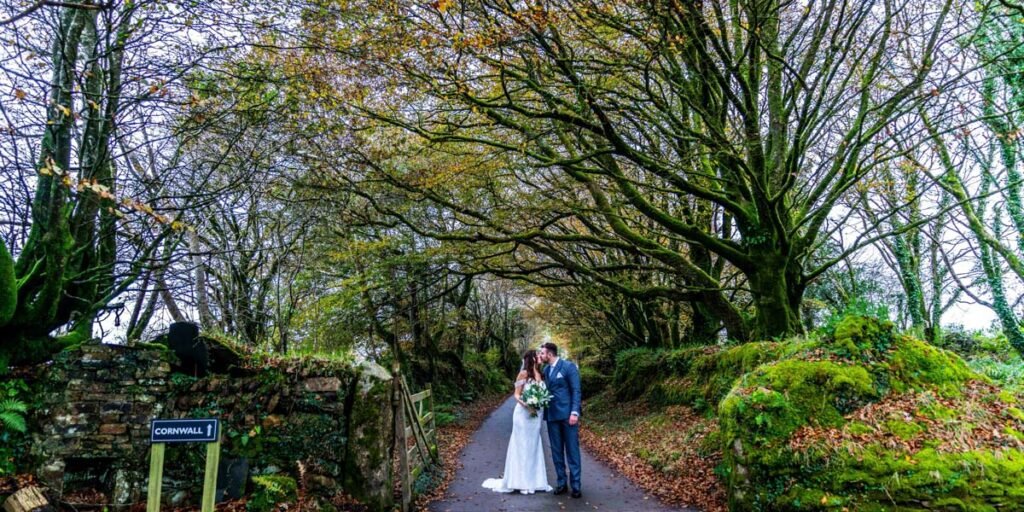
[579,366,610,399]
[829,314,895,362]
[343,360,393,511]
[778,445,1024,511]
[649,341,813,412]
[885,336,976,395]
[938,329,982,357]
[612,348,663,400]
[719,316,1024,511]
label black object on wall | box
[216,457,249,502]
[168,321,209,377]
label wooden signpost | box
[147,418,221,512]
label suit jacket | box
[543,358,582,422]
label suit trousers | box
[546,418,581,491]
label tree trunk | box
[193,232,216,329]
[1,3,143,361]
[981,241,1024,352]
[891,236,928,333]
[748,259,804,340]
[126,268,154,341]
[0,7,87,363]
[687,301,723,344]
[407,275,437,383]
[0,242,15,326]
[686,241,746,342]
[155,240,185,323]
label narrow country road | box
[429,397,698,512]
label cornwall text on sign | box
[150,418,219,443]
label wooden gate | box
[395,375,438,512]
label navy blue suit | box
[543,358,582,492]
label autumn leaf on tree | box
[431,0,453,13]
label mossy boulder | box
[938,329,982,357]
[612,348,664,400]
[579,366,610,399]
[829,314,895,359]
[343,360,394,511]
[719,315,1024,511]
[649,341,813,412]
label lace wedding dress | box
[481,379,553,494]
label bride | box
[481,349,553,494]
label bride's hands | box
[517,399,536,415]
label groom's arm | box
[569,362,582,421]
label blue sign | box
[150,418,219,444]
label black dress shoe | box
[553,485,568,495]
[571,490,582,499]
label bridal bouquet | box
[521,384,552,417]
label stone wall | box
[31,344,172,505]
[168,355,395,510]
[30,342,395,510]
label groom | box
[539,342,582,499]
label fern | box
[0,399,27,433]
[968,356,1024,392]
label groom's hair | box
[542,342,558,355]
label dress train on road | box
[482,381,553,494]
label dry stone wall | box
[31,344,171,505]
[29,342,395,510]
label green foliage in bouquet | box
[521,384,552,417]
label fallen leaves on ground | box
[580,401,727,512]
[61,487,107,506]
[790,380,1024,454]
[127,498,248,512]
[413,393,508,511]
[0,474,38,495]
[327,491,370,511]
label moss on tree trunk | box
[748,261,804,341]
[0,241,15,327]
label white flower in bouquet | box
[521,383,552,417]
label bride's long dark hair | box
[522,350,544,381]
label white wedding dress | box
[482,379,553,494]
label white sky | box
[944,301,999,331]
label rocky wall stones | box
[30,343,396,511]
[343,361,395,511]
[169,358,395,510]
[30,343,172,506]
